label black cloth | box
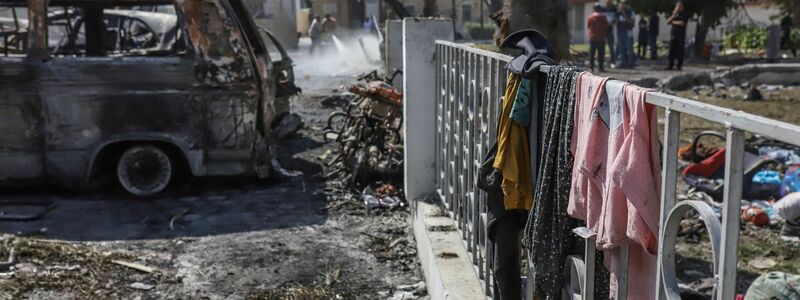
[500,29,559,78]
[477,134,527,300]
[491,210,527,300]
[477,142,505,234]
[590,41,606,71]
[522,66,581,300]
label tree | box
[423,0,437,17]
[501,0,570,59]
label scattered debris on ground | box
[0,235,172,299]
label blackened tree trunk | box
[424,0,438,17]
[503,0,570,60]
[694,17,710,59]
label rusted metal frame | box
[656,108,681,300]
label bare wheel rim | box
[117,146,172,196]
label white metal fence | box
[433,40,800,299]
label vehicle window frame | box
[43,1,186,59]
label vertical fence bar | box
[656,108,681,300]
[717,127,744,300]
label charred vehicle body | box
[0,0,299,196]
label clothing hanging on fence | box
[500,29,559,78]
[522,66,582,300]
[569,72,661,299]
[494,73,534,211]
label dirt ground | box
[0,41,424,300]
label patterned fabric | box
[522,66,581,299]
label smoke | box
[294,31,383,77]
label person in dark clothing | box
[666,1,688,70]
[781,14,797,57]
[605,2,617,65]
[637,16,648,59]
[648,13,660,59]
[588,4,609,72]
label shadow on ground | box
[0,135,328,241]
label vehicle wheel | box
[117,146,172,197]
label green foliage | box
[724,25,767,50]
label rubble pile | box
[321,70,405,212]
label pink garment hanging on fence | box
[569,72,662,299]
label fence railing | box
[433,40,800,299]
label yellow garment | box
[493,73,533,210]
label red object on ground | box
[741,206,770,227]
[683,148,727,177]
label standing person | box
[605,1,617,65]
[648,13,660,59]
[308,15,322,54]
[637,16,648,59]
[666,1,688,70]
[781,14,797,57]
[321,14,338,50]
[615,1,635,68]
[322,14,338,35]
[588,4,610,72]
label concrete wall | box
[403,18,452,202]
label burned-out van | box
[0,0,298,196]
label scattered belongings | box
[680,132,798,202]
[744,272,800,300]
[748,258,778,270]
[363,184,402,210]
[745,84,764,101]
[0,202,57,222]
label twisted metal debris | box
[322,70,405,210]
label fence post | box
[403,18,454,202]
[656,108,681,300]
[717,127,744,300]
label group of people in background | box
[587,1,688,72]
[308,14,338,54]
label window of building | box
[0,3,28,58]
[462,5,471,23]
